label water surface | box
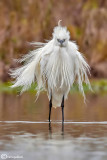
[0,92,107,160]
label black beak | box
[57,39,65,45]
[59,40,64,45]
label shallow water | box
[0,92,107,160]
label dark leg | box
[49,122,52,133]
[61,95,64,123]
[61,122,64,136]
[49,122,52,139]
[49,95,52,122]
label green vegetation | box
[0,79,107,95]
[83,0,98,10]
[71,79,107,95]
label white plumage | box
[10,20,91,108]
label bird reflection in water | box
[48,121,64,138]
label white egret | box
[10,20,91,123]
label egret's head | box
[53,20,70,47]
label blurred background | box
[0,1,107,160]
[0,0,107,81]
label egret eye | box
[57,39,60,42]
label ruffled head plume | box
[58,20,62,27]
[52,20,70,40]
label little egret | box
[10,20,91,123]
